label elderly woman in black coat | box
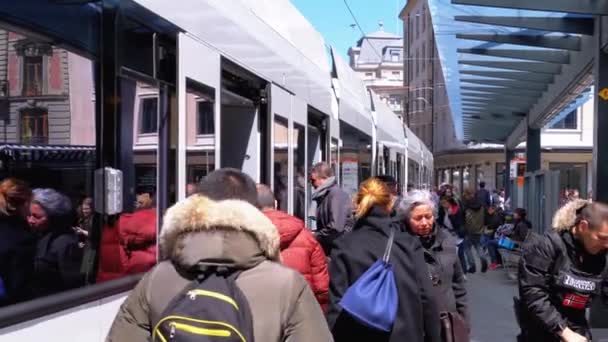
[399,190,469,332]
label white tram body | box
[0,1,433,340]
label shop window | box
[139,97,158,134]
[20,108,48,144]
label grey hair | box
[32,188,72,219]
[397,189,436,221]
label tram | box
[0,1,433,340]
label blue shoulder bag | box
[339,228,398,332]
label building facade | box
[347,23,406,119]
[399,0,460,153]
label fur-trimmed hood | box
[160,195,280,261]
[552,199,590,232]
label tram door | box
[219,60,268,183]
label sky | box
[291,0,404,59]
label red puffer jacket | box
[96,208,158,283]
[118,207,158,274]
[263,209,329,311]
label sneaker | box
[489,262,499,270]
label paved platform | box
[467,269,608,342]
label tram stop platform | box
[467,269,608,342]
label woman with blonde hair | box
[327,177,441,342]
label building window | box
[550,109,577,129]
[23,56,43,96]
[422,7,426,33]
[365,72,374,79]
[139,97,158,134]
[20,107,48,144]
[197,100,214,135]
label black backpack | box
[152,264,255,342]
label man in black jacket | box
[517,200,608,342]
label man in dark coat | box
[310,162,352,254]
[518,200,608,342]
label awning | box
[136,0,334,115]
[370,90,406,147]
[330,47,373,135]
[0,144,95,162]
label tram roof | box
[425,0,600,147]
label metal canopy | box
[459,70,555,83]
[459,60,562,74]
[457,48,570,64]
[460,78,548,91]
[452,0,608,15]
[460,86,543,97]
[461,91,539,100]
[454,16,594,35]
[456,33,581,51]
[428,0,595,142]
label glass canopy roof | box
[427,0,593,142]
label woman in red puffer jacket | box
[257,184,329,311]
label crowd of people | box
[1,161,605,342]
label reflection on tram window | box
[0,27,96,306]
[273,116,289,212]
[96,78,160,284]
[186,80,216,196]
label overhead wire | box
[342,0,384,61]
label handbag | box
[339,228,397,332]
[440,311,469,342]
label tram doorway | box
[219,61,269,183]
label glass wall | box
[549,163,588,199]
[273,116,289,212]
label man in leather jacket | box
[517,200,608,342]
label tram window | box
[273,116,289,212]
[0,27,97,306]
[293,122,306,220]
[186,80,216,194]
